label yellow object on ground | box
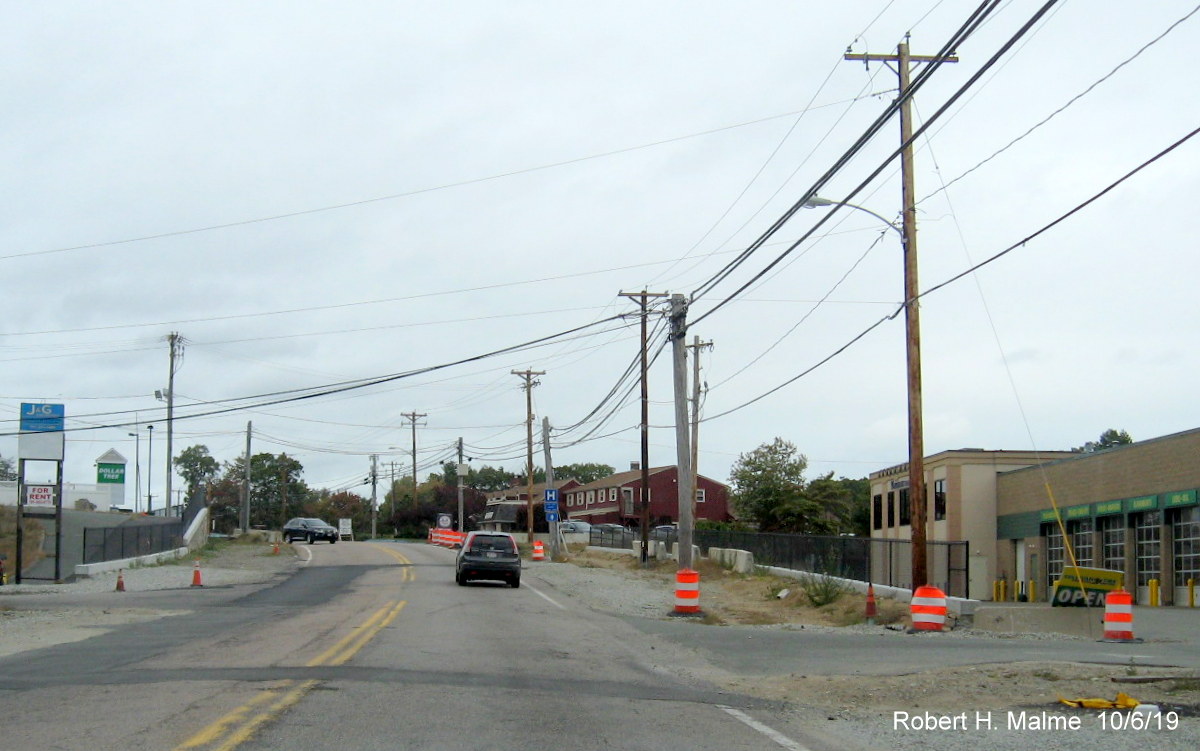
[1058,692,1139,709]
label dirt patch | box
[741,661,1200,717]
[565,548,909,627]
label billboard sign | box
[18,403,66,461]
[97,463,126,484]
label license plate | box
[486,552,498,559]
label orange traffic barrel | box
[531,540,545,561]
[673,568,701,615]
[1101,589,1140,642]
[910,585,947,631]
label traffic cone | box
[115,569,126,592]
[865,583,877,625]
[191,560,203,587]
[272,542,280,555]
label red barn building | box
[563,465,731,527]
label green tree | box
[469,465,516,491]
[221,452,307,529]
[173,445,219,495]
[1073,428,1133,453]
[0,453,16,482]
[555,462,616,484]
[729,438,811,533]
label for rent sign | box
[25,485,56,507]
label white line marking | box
[717,705,810,751]
[297,545,313,565]
[523,583,566,610]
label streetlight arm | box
[805,196,902,236]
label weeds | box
[798,571,848,608]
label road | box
[0,541,829,751]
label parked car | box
[282,518,339,544]
[455,531,521,587]
[650,525,677,541]
[593,523,627,533]
[560,521,591,533]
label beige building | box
[870,449,1074,599]
[870,428,1200,605]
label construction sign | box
[1051,567,1124,607]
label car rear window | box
[470,536,515,553]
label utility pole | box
[370,454,378,539]
[845,39,957,590]
[146,424,155,514]
[541,417,557,560]
[279,455,289,531]
[619,290,668,565]
[687,336,713,522]
[512,369,544,543]
[401,412,427,506]
[164,332,182,515]
[242,421,252,532]
[669,294,693,569]
[456,437,466,533]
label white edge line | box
[523,582,566,610]
[717,705,809,751]
[297,545,313,565]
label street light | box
[127,430,142,513]
[145,424,155,515]
[805,194,928,590]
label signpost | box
[16,403,67,583]
[544,488,559,523]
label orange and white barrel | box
[910,585,947,631]
[674,568,701,615]
[1102,589,1136,642]
[532,540,545,561]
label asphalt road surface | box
[0,541,829,751]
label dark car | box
[650,525,677,541]
[455,531,521,587]
[282,517,339,544]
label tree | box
[729,438,810,533]
[555,462,616,484]
[0,453,16,482]
[173,445,219,495]
[220,452,308,529]
[469,465,516,491]
[1073,428,1133,453]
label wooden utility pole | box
[669,295,693,569]
[164,332,182,515]
[370,454,378,539]
[687,336,713,521]
[241,421,251,533]
[541,417,557,560]
[279,456,289,531]
[512,369,544,542]
[619,290,668,564]
[401,412,427,506]
[845,39,957,590]
[456,437,466,533]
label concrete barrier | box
[75,547,190,578]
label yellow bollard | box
[1189,578,1195,608]
[1148,578,1160,607]
[1029,579,1037,603]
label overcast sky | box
[3,2,1198,509]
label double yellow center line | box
[175,547,414,751]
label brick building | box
[563,465,731,526]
